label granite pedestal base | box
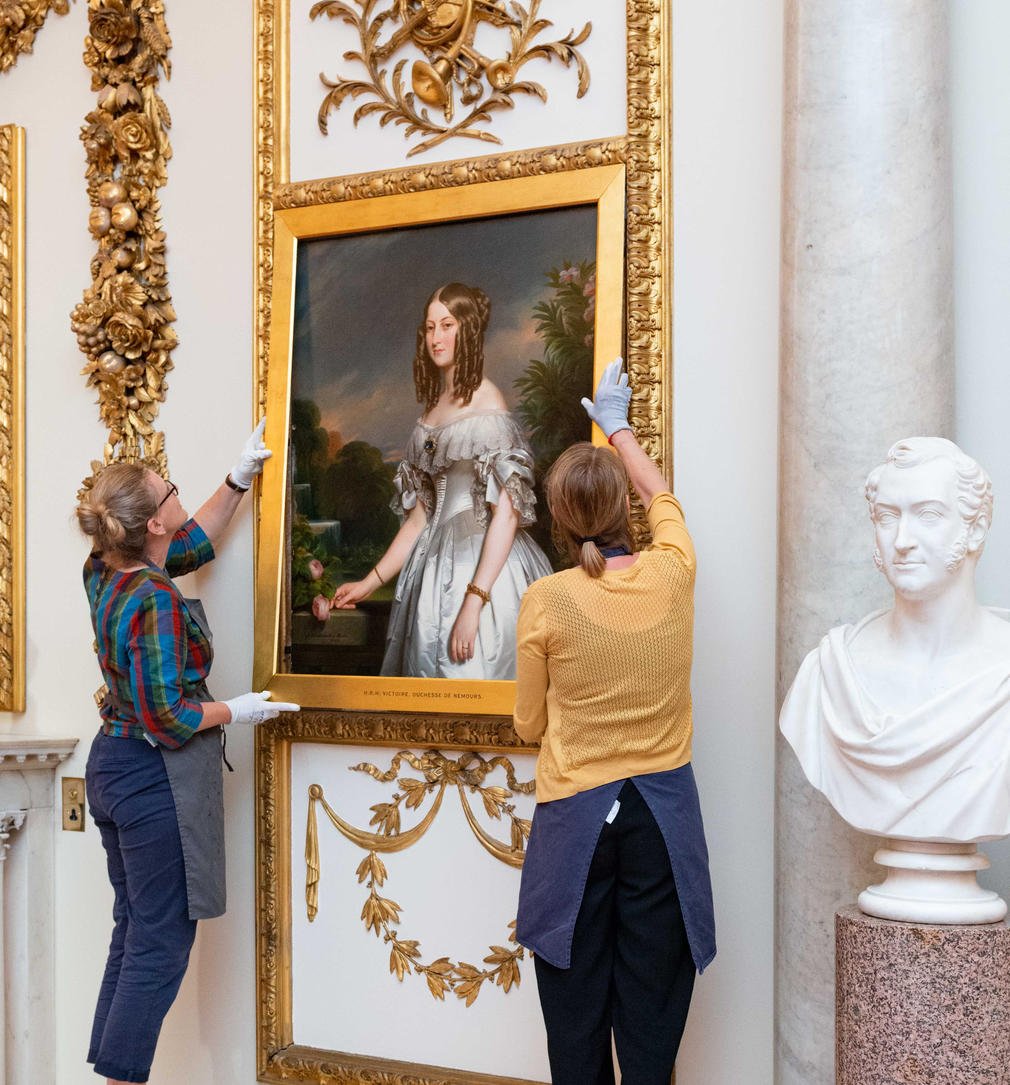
[836,905,1010,1084]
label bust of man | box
[780,437,1010,842]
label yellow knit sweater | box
[514,491,695,802]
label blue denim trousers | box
[85,731,197,1083]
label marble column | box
[776,3,954,1083]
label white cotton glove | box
[223,690,300,725]
[229,418,272,491]
[580,357,632,439]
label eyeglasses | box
[157,481,179,509]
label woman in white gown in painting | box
[332,281,552,679]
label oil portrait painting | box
[256,166,626,712]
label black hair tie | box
[579,536,604,546]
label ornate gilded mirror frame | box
[0,124,25,713]
[255,2,671,1080]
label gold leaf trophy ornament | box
[311,0,591,157]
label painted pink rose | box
[583,276,596,298]
[559,266,579,284]
[311,594,331,622]
[308,558,324,581]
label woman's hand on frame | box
[229,418,272,490]
[581,357,632,439]
[223,690,300,725]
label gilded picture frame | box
[0,124,25,713]
[255,1,671,1081]
[255,165,626,715]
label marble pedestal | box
[836,905,1010,1085]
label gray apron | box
[159,597,226,921]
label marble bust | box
[780,438,1010,921]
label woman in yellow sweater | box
[514,359,715,1085]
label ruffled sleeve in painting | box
[389,458,428,519]
[473,446,538,528]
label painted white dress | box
[381,410,553,679]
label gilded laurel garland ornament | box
[0,0,69,73]
[71,0,176,482]
[311,0,590,157]
[304,749,532,1004]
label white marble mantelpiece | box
[0,734,77,1085]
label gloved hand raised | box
[229,418,272,491]
[223,690,300,725]
[580,357,632,439]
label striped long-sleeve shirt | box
[84,519,215,748]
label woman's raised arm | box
[582,358,667,506]
[194,420,272,545]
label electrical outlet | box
[62,777,85,832]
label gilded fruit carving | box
[73,0,175,484]
[109,201,137,230]
[97,350,126,375]
[98,179,127,206]
[88,206,111,237]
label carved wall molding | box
[272,709,535,751]
[71,0,176,482]
[274,137,623,208]
[0,124,25,712]
[0,0,69,74]
[0,809,25,861]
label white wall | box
[672,2,781,1081]
[0,1,782,1082]
[950,2,1010,897]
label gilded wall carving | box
[71,0,176,481]
[311,0,591,157]
[0,0,68,74]
[305,750,531,1004]
[0,124,24,712]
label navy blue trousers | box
[86,731,197,1083]
[533,780,696,1085]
